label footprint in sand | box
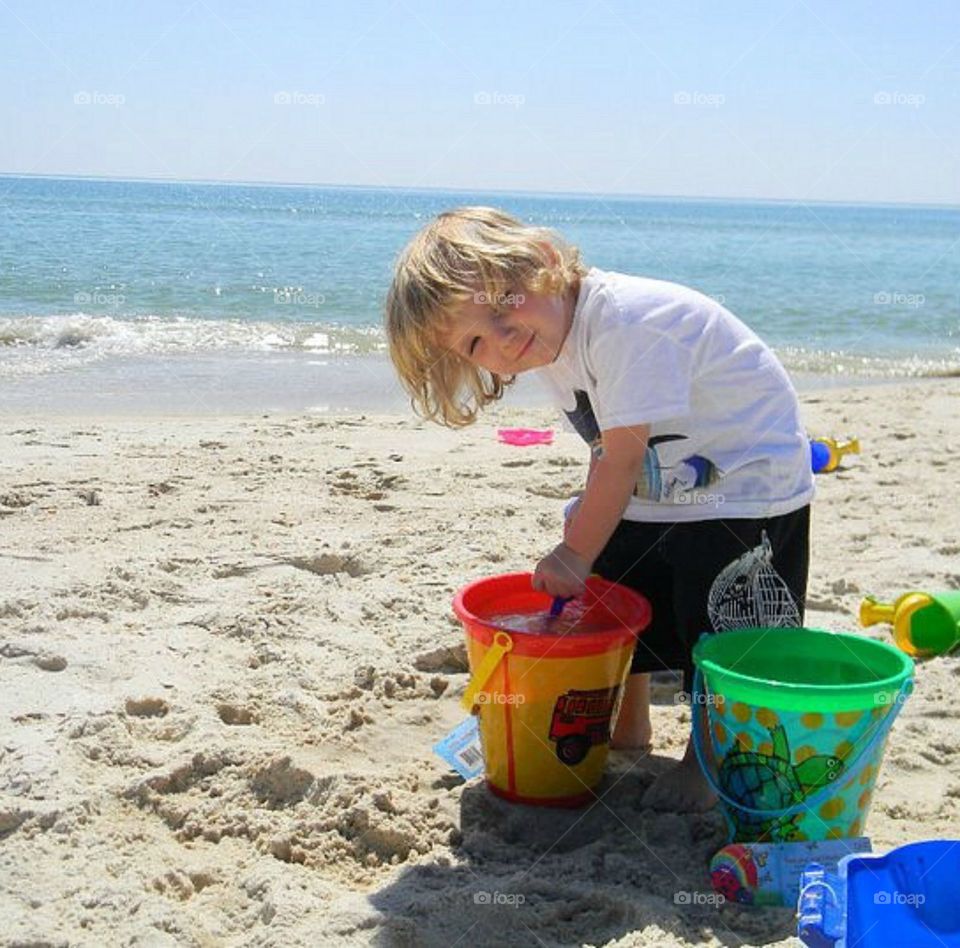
[151,869,218,901]
[412,644,469,674]
[805,596,846,613]
[0,491,34,509]
[250,758,316,808]
[525,482,578,499]
[33,653,67,671]
[217,703,258,726]
[330,467,406,501]
[284,553,368,578]
[213,553,367,580]
[125,696,170,718]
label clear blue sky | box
[3,0,958,204]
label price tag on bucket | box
[433,716,485,780]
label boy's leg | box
[641,506,811,812]
[610,672,651,750]
[591,519,685,751]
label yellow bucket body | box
[466,634,635,805]
[453,573,653,808]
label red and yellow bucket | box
[453,573,651,807]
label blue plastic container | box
[798,840,960,947]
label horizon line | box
[1,170,957,212]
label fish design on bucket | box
[718,724,844,842]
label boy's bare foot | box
[641,735,717,813]
[610,672,652,750]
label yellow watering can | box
[860,591,960,657]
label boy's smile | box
[440,285,577,375]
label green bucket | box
[692,628,913,843]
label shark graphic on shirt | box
[563,389,717,503]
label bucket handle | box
[692,667,912,823]
[461,631,514,711]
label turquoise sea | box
[0,174,957,413]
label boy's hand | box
[532,542,592,598]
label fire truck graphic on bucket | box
[549,685,621,765]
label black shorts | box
[591,505,810,693]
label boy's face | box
[438,286,575,375]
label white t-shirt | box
[535,268,815,522]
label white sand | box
[1,380,959,947]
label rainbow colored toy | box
[810,437,860,473]
[710,844,760,904]
[860,591,960,658]
[710,838,872,907]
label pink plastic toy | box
[497,428,554,446]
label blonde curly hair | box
[385,206,587,427]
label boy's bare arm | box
[563,449,598,536]
[534,424,649,596]
[562,427,648,565]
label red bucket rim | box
[453,572,651,658]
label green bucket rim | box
[693,627,914,713]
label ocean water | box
[0,174,957,413]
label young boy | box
[386,206,813,812]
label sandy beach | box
[2,378,959,948]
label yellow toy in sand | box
[810,436,860,473]
[860,591,960,657]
